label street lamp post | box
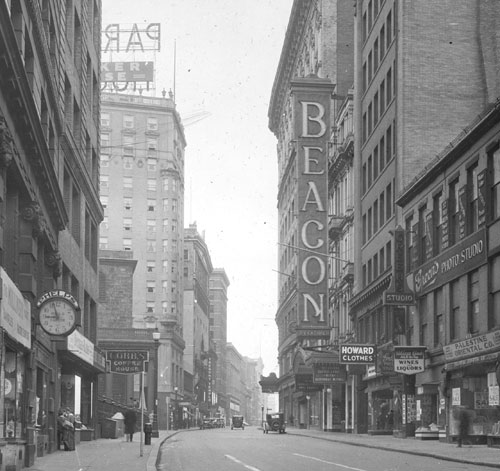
[173,386,178,430]
[306,395,311,429]
[152,329,160,438]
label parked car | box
[200,418,213,429]
[264,413,286,434]
[231,415,244,430]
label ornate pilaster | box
[0,117,13,169]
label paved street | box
[26,426,500,471]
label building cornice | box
[268,0,311,134]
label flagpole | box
[140,370,144,457]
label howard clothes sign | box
[291,76,334,339]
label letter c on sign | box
[301,220,324,249]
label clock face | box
[39,299,77,335]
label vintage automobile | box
[264,413,286,434]
[200,418,213,430]
[231,415,245,430]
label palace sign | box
[291,76,334,338]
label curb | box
[288,431,500,470]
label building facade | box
[183,223,215,423]
[350,0,500,435]
[0,0,104,468]
[209,268,230,418]
[268,0,354,430]
[397,102,500,442]
[99,91,186,429]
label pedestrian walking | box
[124,407,137,442]
[456,406,470,447]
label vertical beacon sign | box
[291,76,334,337]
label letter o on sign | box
[301,256,326,285]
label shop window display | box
[2,350,25,439]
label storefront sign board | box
[107,350,149,374]
[394,346,426,374]
[443,330,500,362]
[0,268,31,348]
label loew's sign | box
[106,350,149,374]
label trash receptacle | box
[144,423,152,445]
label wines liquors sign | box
[291,76,334,339]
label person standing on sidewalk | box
[124,407,137,442]
[456,406,470,447]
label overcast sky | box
[102,1,293,374]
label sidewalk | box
[27,427,500,470]
[26,431,175,471]
[286,427,500,469]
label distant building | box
[99,91,186,429]
[183,223,215,423]
[209,268,230,417]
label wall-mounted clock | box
[36,290,79,336]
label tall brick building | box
[268,0,354,431]
[99,91,186,430]
[350,0,500,434]
[209,268,230,418]
[0,0,103,467]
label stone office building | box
[397,102,500,443]
[0,0,104,468]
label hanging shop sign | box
[443,330,500,362]
[295,373,323,392]
[339,344,376,364]
[106,350,149,374]
[384,226,415,305]
[313,362,346,383]
[291,76,335,340]
[413,228,486,296]
[394,346,426,375]
[67,330,94,365]
[0,268,31,348]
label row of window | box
[101,155,166,173]
[100,196,179,212]
[362,3,396,89]
[362,0,388,43]
[99,237,179,253]
[362,121,396,194]
[362,180,395,245]
[100,174,179,193]
[404,149,500,270]
[362,65,396,145]
[101,113,159,132]
[101,132,158,155]
[418,259,500,349]
[362,241,392,288]
[145,300,177,316]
